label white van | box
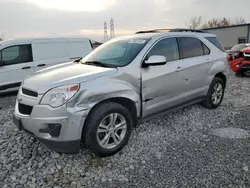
[0,37,93,93]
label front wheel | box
[83,102,132,157]
[202,77,225,109]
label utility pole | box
[103,21,108,42]
[110,18,115,39]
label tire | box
[83,102,132,157]
[202,77,225,109]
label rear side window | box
[179,37,204,59]
[203,44,210,55]
[205,37,225,52]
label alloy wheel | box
[97,113,127,149]
[211,83,223,105]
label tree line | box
[187,16,247,29]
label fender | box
[208,59,229,82]
[67,76,141,117]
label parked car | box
[228,46,250,76]
[13,29,229,157]
[0,37,93,93]
[226,43,250,62]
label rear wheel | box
[202,77,225,109]
[83,102,132,157]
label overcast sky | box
[1,0,250,42]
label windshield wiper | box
[73,57,83,63]
[84,61,111,67]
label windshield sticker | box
[129,40,146,44]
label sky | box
[1,0,250,42]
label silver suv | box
[13,29,229,157]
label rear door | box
[141,37,187,117]
[0,44,34,92]
[32,39,69,72]
[177,37,211,100]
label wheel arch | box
[85,97,138,128]
[214,72,227,86]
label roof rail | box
[135,28,208,34]
[135,29,171,34]
[170,28,208,33]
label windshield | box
[81,38,150,67]
[231,44,250,51]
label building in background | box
[204,23,250,50]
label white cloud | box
[1,0,250,41]
[27,0,118,11]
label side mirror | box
[0,60,5,67]
[143,55,167,67]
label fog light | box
[236,64,240,68]
[39,124,62,138]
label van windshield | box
[81,38,150,67]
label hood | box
[22,62,117,94]
[241,47,250,53]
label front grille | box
[244,56,250,61]
[22,88,38,98]
[241,64,250,69]
[18,103,33,115]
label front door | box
[141,37,186,117]
[0,44,35,92]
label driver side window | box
[147,38,179,62]
[0,45,33,65]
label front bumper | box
[229,58,250,72]
[13,95,90,153]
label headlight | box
[40,84,79,108]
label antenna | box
[110,18,115,39]
[103,21,108,42]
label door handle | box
[22,66,31,70]
[37,64,46,67]
[206,58,211,63]
[175,66,182,72]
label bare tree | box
[234,17,246,25]
[201,17,232,28]
[187,16,247,29]
[186,16,202,29]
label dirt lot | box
[1,73,250,188]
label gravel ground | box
[1,73,250,188]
